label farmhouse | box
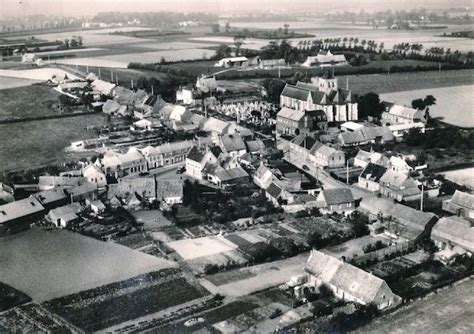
[304,250,401,310]
[442,190,474,219]
[91,79,116,96]
[0,197,45,235]
[32,188,68,211]
[379,170,420,202]
[259,58,286,69]
[279,73,358,123]
[47,203,83,228]
[381,103,426,125]
[357,163,388,193]
[215,56,248,68]
[316,188,355,213]
[141,140,194,169]
[338,126,394,147]
[431,216,474,254]
[301,50,348,67]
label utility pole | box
[420,183,424,211]
[346,159,349,184]
[98,66,101,79]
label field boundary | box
[0,110,99,124]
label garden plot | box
[166,235,239,260]
[323,235,388,259]
[0,229,177,302]
[381,85,474,128]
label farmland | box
[380,84,474,127]
[0,76,42,90]
[357,278,474,334]
[0,229,177,302]
[0,113,107,174]
[0,85,61,120]
[440,167,474,189]
[43,268,209,332]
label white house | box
[82,164,107,188]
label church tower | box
[312,71,338,95]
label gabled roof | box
[64,182,97,197]
[102,99,121,114]
[360,163,387,182]
[386,104,423,120]
[291,134,317,150]
[141,140,194,157]
[186,146,206,163]
[156,180,183,199]
[246,139,266,154]
[108,177,156,199]
[32,188,67,205]
[220,134,246,152]
[0,197,45,224]
[339,126,394,145]
[48,203,82,220]
[306,250,395,305]
[321,188,354,206]
[214,166,249,182]
[266,182,282,198]
[202,117,229,134]
[432,216,474,252]
[277,107,305,122]
[448,190,474,210]
[309,142,339,158]
[281,84,311,101]
[82,164,105,177]
[380,170,409,187]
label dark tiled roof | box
[281,84,310,101]
[210,146,223,158]
[266,182,282,198]
[322,188,354,206]
[186,146,205,162]
[360,163,388,182]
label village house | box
[279,72,358,123]
[381,103,426,125]
[354,149,390,169]
[359,197,438,240]
[141,140,194,170]
[108,177,156,202]
[265,182,295,207]
[47,203,83,228]
[176,85,194,105]
[102,99,128,117]
[82,164,107,188]
[442,190,474,219]
[185,145,223,181]
[304,250,401,310]
[431,216,474,255]
[388,122,426,141]
[0,197,45,236]
[91,79,116,97]
[338,126,394,147]
[196,75,218,92]
[388,156,413,175]
[38,176,87,191]
[288,134,345,168]
[202,117,235,140]
[276,108,327,136]
[357,163,388,193]
[205,164,249,188]
[301,50,348,67]
[88,199,106,214]
[218,134,247,158]
[64,182,98,203]
[156,180,184,205]
[379,170,420,202]
[253,164,276,190]
[32,188,68,211]
[215,56,249,68]
[101,147,147,176]
[316,188,356,214]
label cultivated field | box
[441,168,474,189]
[381,84,474,128]
[0,113,107,174]
[0,229,177,302]
[0,67,80,81]
[358,278,474,334]
[0,77,42,90]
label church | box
[279,72,358,124]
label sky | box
[0,0,471,18]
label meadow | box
[0,113,107,174]
[0,85,60,119]
[0,229,177,302]
[440,168,474,189]
[380,84,474,127]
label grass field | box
[166,235,239,260]
[0,67,80,81]
[380,84,474,128]
[0,229,177,302]
[0,113,107,174]
[0,77,42,90]
[0,283,31,312]
[0,85,60,119]
[357,278,474,333]
[441,168,474,189]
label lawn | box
[166,235,239,260]
[0,85,60,120]
[0,229,177,302]
[0,113,108,174]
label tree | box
[262,78,286,104]
[283,23,290,35]
[215,44,232,59]
[225,21,230,33]
[307,231,322,248]
[411,98,426,110]
[233,33,246,56]
[423,95,436,107]
[211,23,220,33]
[358,92,384,119]
[64,39,70,49]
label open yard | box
[358,278,474,334]
[166,235,239,260]
[0,229,177,302]
[381,84,474,128]
[200,252,309,297]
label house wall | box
[442,201,474,219]
[357,177,380,192]
[185,158,204,180]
